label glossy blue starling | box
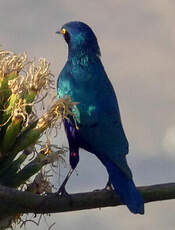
[56,21,144,214]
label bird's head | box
[56,21,101,57]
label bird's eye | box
[62,30,70,44]
[61,28,67,35]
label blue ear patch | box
[72,32,84,45]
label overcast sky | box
[1,0,175,229]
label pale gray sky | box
[1,0,175,229]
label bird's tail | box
[105,160,144,214]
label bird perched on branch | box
[56,21,144,214]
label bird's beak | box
[56,30,61,34]
[56,28,67,35]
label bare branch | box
[0,182,175,220]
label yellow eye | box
[61,28,67,34]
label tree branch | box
[0,182,175,219]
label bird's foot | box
[93,181,113,193]
[104,183,113,191]
[55,184,72,200]
[93,188,101,192]
[55,168,74,200]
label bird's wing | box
[76,62,131,178]
[78,108,132,178]
[57,59,131,178]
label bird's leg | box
[55,116,79,197]
[104,178,113,191]
[55,168,74,197]
[55,147,79,198]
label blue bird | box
[56,21,144,214]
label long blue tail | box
[105,160,144,214]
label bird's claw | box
[44,191,53,196]
[93,188,101,192]
[104,184,113,191]
[93,187,113,193]
[93,181,113,192]
[55,185,71,200]
[104,179,113,191]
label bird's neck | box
[68,48,99,66]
